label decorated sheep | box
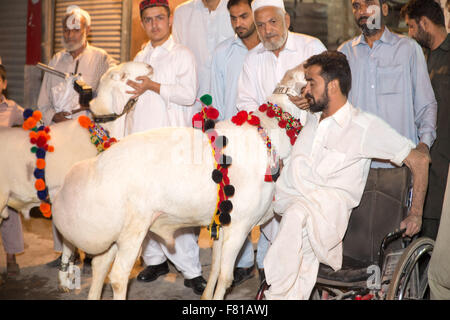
[0,62,153,222]
[53,62,308,300]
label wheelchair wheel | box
[386,237,434,300]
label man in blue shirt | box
[210,0,267,287]
[339,0,437,169]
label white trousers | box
[264,210,319,300]
[141,227,202,280]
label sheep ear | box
[120,72,130,82]
[110,71,121,81]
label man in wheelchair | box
[262,51,430,300]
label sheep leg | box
[88,243,118,300]
[108,213,150,300]
[213,224,253,300]
[201,228,223,300]
[58,241,76,292]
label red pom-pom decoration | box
[278,120,287,128]
[40,202,51,217]
[247,115,260,126]
[266,109,276,118]
[36,136,47,148]
[206,107,219,120]
[259,104,268,112]
[48,146,55,152]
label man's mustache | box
[358,16,370,24]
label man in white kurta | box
[172,0,234,116]
[235,0,326,248]
[37,6,116,126]
[37,6,116,265]
[264,51,428,300]
[236,0,326,113]
[125,0,206,295]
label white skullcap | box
[251,0,285,12]
[66,5,91,27]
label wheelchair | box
[256,167,435,300]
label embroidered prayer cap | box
[251,0,285,12]
[66,5,91,27]
[140,0,169,13]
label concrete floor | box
[0,213,261,300]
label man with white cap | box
[37,5,116,267]
[236,0,326,112]
[38,5,116,126]
[235,0,326,273]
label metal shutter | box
[53,0,127,62]
[0,0,28,105]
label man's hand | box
[415,142,432,163]
[287,94,310,110]
[400,214,422,237]
[52,111,71,123]
[126,76,160,99]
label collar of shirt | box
[352,27,397,48]
[256,32,296,54]
[437,33,450,52]
[142,35,176,56]
[194,0,227,12]
[231,34,247,49]
[313,100,352,128]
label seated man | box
[263,51,429,300]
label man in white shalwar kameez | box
[264,51,429,300]
[124,0,207,295]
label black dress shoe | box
[258,268,265,284]
[184,276,207,295]
[232,265,255,287]
[137,261,169,282]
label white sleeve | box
[362,114,416,167]
[159,49,198,106]
[210,48,226,120]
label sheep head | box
[90,61,153,117]
[267,63,307,121]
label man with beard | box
[235,0,325,277]
[38,5,116,125]
[37,5,116,267]
[263,51,429,300]
[338,0,436,168]
[401,0,449,240]
[236,0,326,112]
[401,0,450,300]
[124,0,207,295]
[209,0,267,286]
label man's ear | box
[285,12,290,30]
[169,14,174,28]
[381,2,389,17]
[328,79,340,95]
[419,16,429,31]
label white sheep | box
[53,62,308,300]
[0,62,153,223]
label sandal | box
[6,261,20,278]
